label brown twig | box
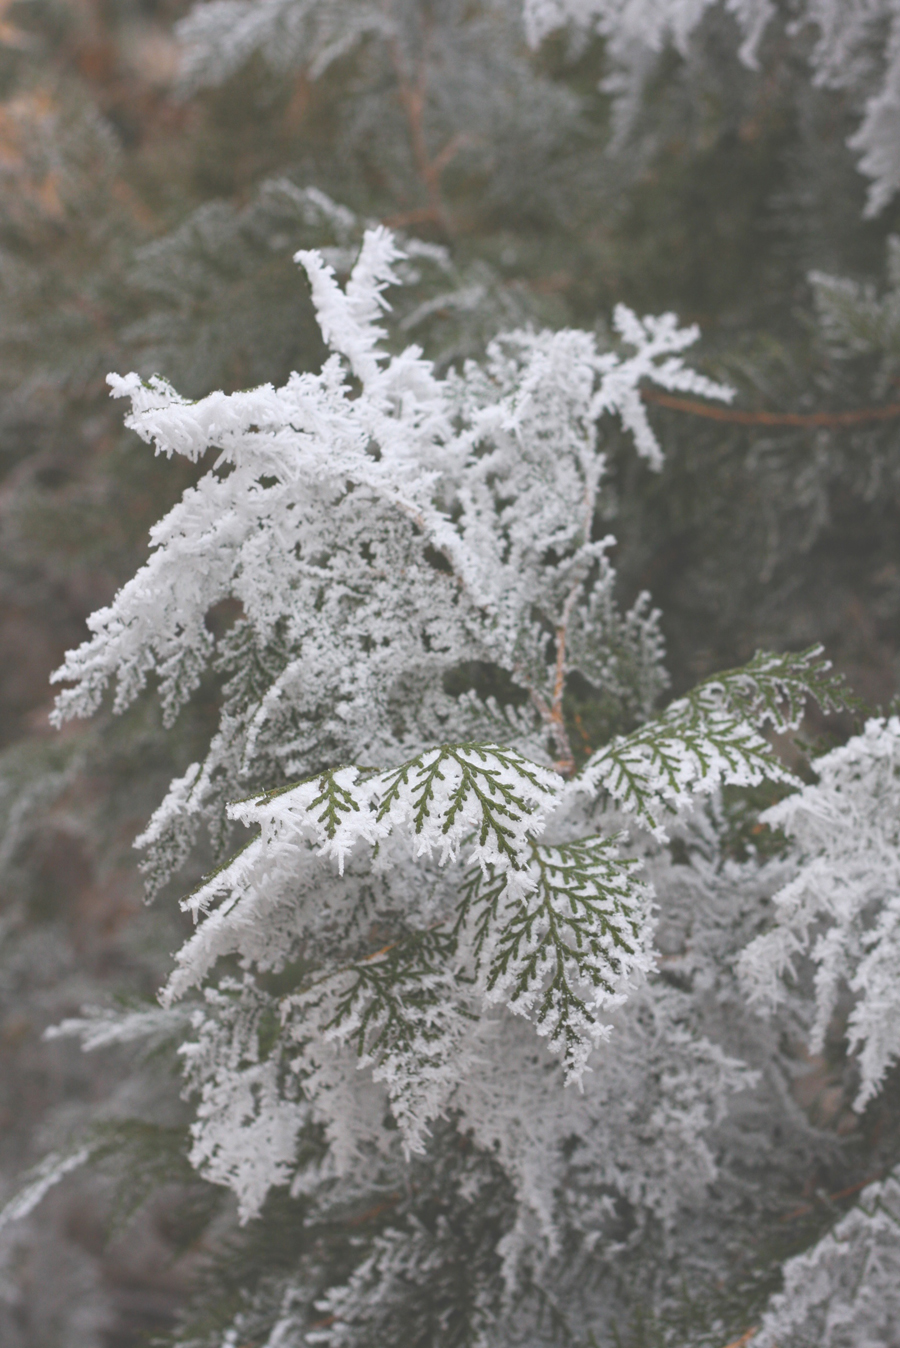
[383,204,450,228]
[641,387,900,428]
[779,1173,882,1222]
[386,32,467,233]
[346,1193,402,1226]
[283,70,311,131]
[551,587,582,776]
[527,587,580,777]
[721,1330,757,1348]
[573,711,593,756]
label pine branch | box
[285,927,470,1153]
[318,928,464,1066]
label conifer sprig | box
[376,744,559,866]
[284,927,469,1153]
[575,646,853,835]
[461,836,652,1083]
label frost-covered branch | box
[524,0,900,217]
[44,230,853,1295]
[740,716,900,1109]
[571,647,849,836]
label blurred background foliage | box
[2,1,900,1344]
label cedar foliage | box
[3,3,900,1347]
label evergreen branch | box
[376,743,559,867]
[320,927,463,1064]
[458,835,654,1083]
[576,647,854,834]
[285,926,471,1153]
[691,646,859,727]
[307,770,363,839]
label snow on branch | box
[572,647,849,836]
[154,654,844,1178]
[753,1166,900,1347]
[49,229,726,749]
[46,226,851,1228]
[524,0,900,217]
[740,715,900,1109]
[296,226,405,386]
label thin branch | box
[720,1331,757,1348]
[549,586,582,777]
[430,130,470,177]
[779,1172,883,1222]
[641,387,900,428]
[346,1192,402,1226]
[383,204,449,229]
[525,585,580,778]
[532,463,601,778]
[573,711,593,756]
[386,32,467,233]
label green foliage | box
[320,929,466,1058]
[582,647,854,833]
[6,2,900,1345]
[377,744,557,863]
[461,836,645,1076]
[88,1119,221,1249]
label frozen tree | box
[7,0,900,1345]
[41,226,864,1345]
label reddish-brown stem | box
[346,1193,402,1226]
[387,34,467,234]
[382,204,447,229]
[528,584,582,777]
[573,711,593,756]
[779,1173,883,1223]
[720,1331,758,1348]
[283,70,311,131]
[529,687,574,777]
[641,387,900,428]
[549,589,582,776]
